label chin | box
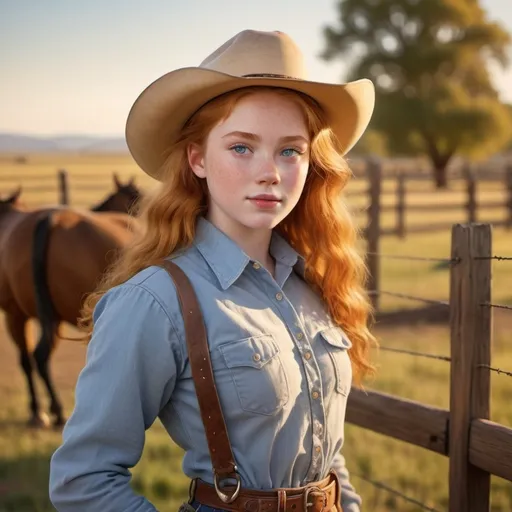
[239,215,283,231]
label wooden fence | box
[350,160,512,238]
[362,159,512,310]
[348,222,512,511]
[0,169,151,208]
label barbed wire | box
[368,290,450,307]
[480,302,512,311]
[473,255,512,261]
[366,252,458,264]
[365,252,512,263]
[379,346,451,362]
[477,364,512,378]
[352,473,443,512]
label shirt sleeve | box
[331,451,362,512]
[49,283,183,512]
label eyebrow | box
[222,131,309,144]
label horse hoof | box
[27,412,51,429]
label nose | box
[257,158,281,185]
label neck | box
[206,214,275,275]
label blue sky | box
[1,0,511,136]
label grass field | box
[1,154,511,511]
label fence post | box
[366,158,382,311]
[449,223,492,512]
[396,172,406,238]
[506,165,512,230]
[464,164,477,223]
[58,169,69,205]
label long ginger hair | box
[79,86,377,383]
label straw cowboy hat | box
[125,29,375,180]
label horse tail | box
[32,212,58,343]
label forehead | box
[216,91,308,134]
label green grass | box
[1,154,512,511]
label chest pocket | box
[319,327,353,396]
[219,334,289,416]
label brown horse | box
[0,188,138,427]
[90,173,142,214]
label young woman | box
[49,29,376,512]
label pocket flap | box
[220,335,279,369]
[319,327,352,349]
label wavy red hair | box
[79,86,377,383]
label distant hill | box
[0,133,128,153]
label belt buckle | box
[303,486,327,512]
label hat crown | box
[200,30,307,79]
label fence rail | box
[0,169,147,208]
[348,223,512,511]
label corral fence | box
[348,222,512,511]
[359,159,512,311]
[0,168,152,208]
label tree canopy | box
[321,0,512,186]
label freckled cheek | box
[207,156,248,193]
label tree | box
[321,0,512,188]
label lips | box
[248,195,282,210]
[248,194,282,202]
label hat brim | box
[125,67,375,180]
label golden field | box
[0,154,511,511]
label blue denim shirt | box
[49,217,361,512]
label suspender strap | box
[160,260,241,503]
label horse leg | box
[33,324,65,427]
[4,309,50,428]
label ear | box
[187,143,206,179]
[8,186,22,204]
[128,175,135,185]
[113,172,122,189]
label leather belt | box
[191,471,342,512]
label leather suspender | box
[160,260,241,503]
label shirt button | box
[252,262,261,270]
[253,353,261,362]
[312,391,320,400]
[315,446,321,454]
[275,292,283,301]
[296,332,304,340]
[304,351,312,361]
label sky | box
[1,0,511,137]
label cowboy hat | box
[125,29,375,180]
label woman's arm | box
[331,451,362,512]
[49,283,183,512]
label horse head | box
[91,173,142,214]
[0,186,23,213]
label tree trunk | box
[423,134,455,189]
[433,164,448,189]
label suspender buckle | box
[214,467,242,504]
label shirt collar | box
[193,217,305,289]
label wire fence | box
[477,364,512,378]
[352,235,512,511]
[353,473,442,512]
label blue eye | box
[282,148,300,157]
[231,144,249,154]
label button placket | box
[268,288,326,484]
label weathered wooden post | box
[58,169,69,205]
[464,164,477,224]
[396,172,406,238]
[505,165,512,229]
[366,158,382,311]
[449,223,492,511]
